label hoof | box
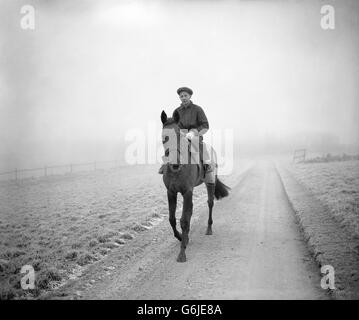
[177,253,186,263]
[205,228,212,235]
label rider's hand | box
[185,131,195,140]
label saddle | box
[187,140,217,182]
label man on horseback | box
[160,97,230,263]
[158,87,214,178]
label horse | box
[160,110,231,262]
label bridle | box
[162,123,190,172]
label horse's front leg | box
[205,183,215,235]
[167,190,182,241]
[177,189,193,262]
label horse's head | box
[161,110,180,134]
[160,110,188,170]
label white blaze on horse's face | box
[162,126,179,164]
[162,123,190,165]
[179,92,191,104]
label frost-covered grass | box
[0,165,169,299]
[0,160,250,299]
[286,160,359,239]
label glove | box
[185,131,195,140]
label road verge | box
[276,164,359,299]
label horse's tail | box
[214,177,231,200]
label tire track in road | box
[57,160,328,299]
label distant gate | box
[293,149,306,163]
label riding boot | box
[200,141,212,178]
[203,163,212,178]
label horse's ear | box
[161,110,167,124]
[173,110,180,123]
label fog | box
[1,0,359,172]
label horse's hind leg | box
[177,189,193,262]
[205,183,215,235]
[167,190,182,241]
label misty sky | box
[1,0,359,171]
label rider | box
[159,86,213,175]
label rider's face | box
[179,92,191,104]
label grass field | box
[285,160,359,240]
[0,160,251,299]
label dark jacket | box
[172,101,209,137]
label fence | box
[0,160,122,181]
[293,149,306,163]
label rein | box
[163,127,192,170]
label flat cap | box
[177,87,193,95]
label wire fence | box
[0,160,122,181]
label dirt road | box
[56,160,328,299]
